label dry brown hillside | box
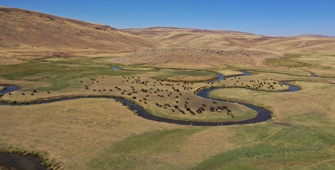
[125,27,258,48]
[1,7,334,67]
[116,27,280,67]
[125,27,335,53]
[112,27,335,67]
[0,7,158,57]
[109,47,276,68]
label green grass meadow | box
[0,54,334,169]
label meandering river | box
[0,71,300,126]
[0,70,301,169]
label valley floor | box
[0,52,334,170]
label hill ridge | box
[1,7,335,58]
[0,7,158,57]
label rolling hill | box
[1,7,335,67]
[0,7,158,57]
[124,27,335,53]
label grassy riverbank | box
[0,53,334,169]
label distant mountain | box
[295,34,334,38]
[124,27,335,53]
[1,7,334,58]
[0,7,158,56]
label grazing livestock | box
[74,72,254,121]
[189,110,196,115]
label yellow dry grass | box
[108,47,277,68]
[0,98,178,169]
[125,27,335,54]
[1,7,335,170]
[215,69,245,76]
[0,98,243,169]
[0,7,158,58]
[209,78,335,122]
[1,56,334,169]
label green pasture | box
[0,54,334,169]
